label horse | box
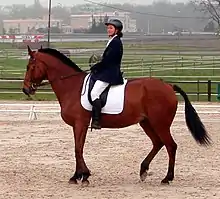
[22,46,211,186]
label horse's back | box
[126,76,177,107]
[127,77,173,92]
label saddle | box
[80,74,127,114]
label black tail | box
[173,84,212,146]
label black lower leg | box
[69,170,91,184]
[91,98,102,129]
[161,143,177,184]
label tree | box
[204,20,215,31]
[8,27,15,34]
[3,28,6,34]
[96,15,107,33]
[99,15,103,24]
[90,15,97,33]
[88,15,109,33]
[192,0,219,32]
[104,14,109,24]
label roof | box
[3,19,62,23]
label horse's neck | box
[46,61,86,105]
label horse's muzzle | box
[22,85,37,96]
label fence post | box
[207,80,211,102]
[141,58,144,76]
[29,105,37,120]
[197,80,200,101]
[217,82,220,100]
[212,57,215,75]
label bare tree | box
[192,0,220,33]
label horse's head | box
[22,46,47,96]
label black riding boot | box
[91,98,102,130]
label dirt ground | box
[0,101,219,199]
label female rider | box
[90,19,124,129]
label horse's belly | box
[100,95,145,128]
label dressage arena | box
[0,101,219,199]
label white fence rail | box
[0,103,220,121]
[0,103,60,120]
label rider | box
[90,18,124,129]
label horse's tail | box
[172,84,212,146]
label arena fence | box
[0,103,220,120]
[0,79,219,101]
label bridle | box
[27,56,91,90]
[33,69,91,88]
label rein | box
[35,69,91,88]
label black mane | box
[38,48,83,72]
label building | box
[3,17,62,34]
[61,25,72,34]
[70,15,91,31]
[70,11,137,32]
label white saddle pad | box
[80,74,128,114]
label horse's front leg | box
[69,123,91,185]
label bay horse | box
[22,46,211,186]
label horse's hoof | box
[161,179,169,185]
[140,171,148,182]
[68,178,78,184]
[81,179,90,187]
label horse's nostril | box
[22,88,30,96]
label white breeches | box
[90,80,109,101]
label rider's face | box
[107,25,117,37]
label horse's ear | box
[27,45,33,58]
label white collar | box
[106,35,117,47]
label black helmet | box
[105,19,123,31]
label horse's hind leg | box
[140,119,177,184]
[159,130,177,184]
[154,127,177,184]
[139,119,164,182]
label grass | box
[0,92,56,100]
[53,41,106,49]
[2,41,220,51]
[52,41,220,51]
[0,43,16,49]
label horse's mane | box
[38,48,83,72]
